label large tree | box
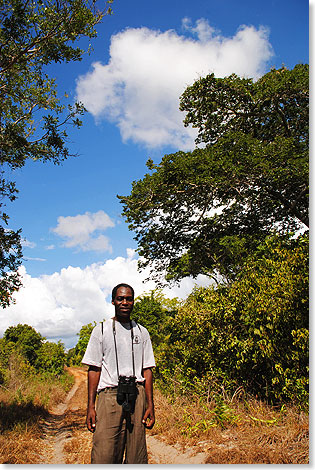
[119,65,309,284]
[0,0,112,306]
[4,323,43,365]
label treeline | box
[0,323,67,387]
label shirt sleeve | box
[81,323,103,367]
[142,328,156,369]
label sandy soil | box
[39,367,208,464]
[147,435,207,464]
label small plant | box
[210,395,241,428]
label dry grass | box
[151,388,309,464]
[0,424,45,464]
[0,365,74,464]
[64,429,92,464]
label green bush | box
[132,291,179,348]
[35,340,66,376]
[66,322,96,366]
[156,234,308,407]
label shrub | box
[156,234,308,407]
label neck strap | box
[112,319,135,378]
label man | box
[82,283,155,464]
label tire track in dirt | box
[39,368,87,464]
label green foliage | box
[4,324,44,365]
[119,65,309,285]
[1,323,67,379]
[180,64,308,148]
[0,0,113,306]
[155,234,308,407]
[67,321,96,365]
[132,290,179,347]
[35,340,66,375]
[210,395,241,428]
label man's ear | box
[111,300,114,305]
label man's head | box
[112,283,134,301]
[112,283,135,323]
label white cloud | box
[21,239,36,249]
[0,251,211,348]
[182,17,217,42]
[45,245,55,250]
[52,210,115,253]
[76,18,273,150]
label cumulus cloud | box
[52,210,115,253]
[0,250,211,348]
[76,18,273,149]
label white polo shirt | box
[82,318,156,391]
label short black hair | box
[112,283,134,301]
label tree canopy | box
[4,323,43,364]
[0,0,112,306]
[119,65,309,284]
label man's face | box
[112,286,134,322]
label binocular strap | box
[112,319,135,379]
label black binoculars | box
[117,375,138,412]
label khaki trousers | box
[91,384,148,464]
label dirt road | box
[39,367,207,464]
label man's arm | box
[142,367,155,429]
[86,365,101,432]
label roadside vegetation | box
[151,388,308,464]
[0,324,72,464]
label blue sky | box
[1,0,309,348]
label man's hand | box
[86,365,101,433]
[142,404,155,429]
[86,406,97,432]
[142,367,155,429]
